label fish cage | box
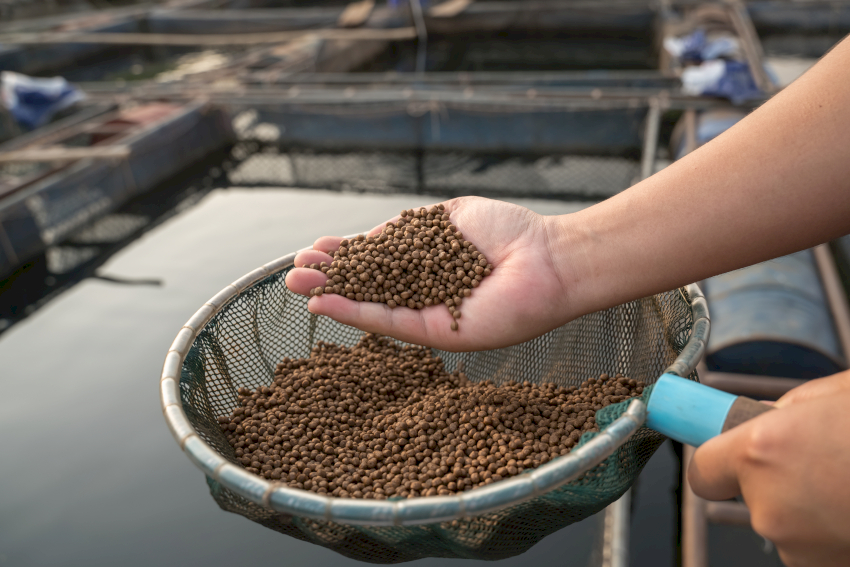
[354,1,660,73]
[227,143,642,202]
[224,0,668,79]
[352,30,657,74]
[219,89,677,202]
[747,0,850,57]
[7,0,674,82]
[0,135,225,331]
[0,101,234,279]
[0,0,773,323]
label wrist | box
[541,211,597,323]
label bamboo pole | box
[682,444,708,567]
[813,243,850,363]
[0,146,130,163]
[0,27,417,46]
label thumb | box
[774,369,850,408]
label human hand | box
[688,371,850,567]
[284,196,578,351]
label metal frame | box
[601,490,631,567]
[160,252,708,526]
[599,97,666,565]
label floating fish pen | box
[0,101,234,278]
[0,4,147,76]
[222,92,661,201]
[353,1,659,73]
[2,0,773,318]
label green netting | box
[180,265,696,563]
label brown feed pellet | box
[218,334,645,499]
[306,204,492,332]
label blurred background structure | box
[1,1,850,566]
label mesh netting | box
[180,265,696,563]
[226,142,642,202]
[353,33,658,74]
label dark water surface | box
[0,189,607,567]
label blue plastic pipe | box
[646,374,772,447]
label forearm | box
[550,36,850,318]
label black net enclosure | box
[161,251,709,563]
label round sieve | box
[161,249,708,562]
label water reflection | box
[0,154,222,335]
[0,140,637,336]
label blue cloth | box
[1,71,84,130]
[701,60,762,104]
[676,28,709,63]
[665,29,740,64]
[665,27,763,103]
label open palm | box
[285,197,575,351]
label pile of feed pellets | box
[306,204,492,331]
[219,334,645,499]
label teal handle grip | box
[645,373,773,446]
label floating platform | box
[0,101,234,277]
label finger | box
[307,294,454,348]
[688,422,751,501]
[285,267,330,296]
[366,201,456,236]
[775,370,850,408]
[313,236,344,254]
[368,216,399,237]
[294,250,334,268]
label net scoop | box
[161,251,710,563]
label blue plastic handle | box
[645,373,739,446]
